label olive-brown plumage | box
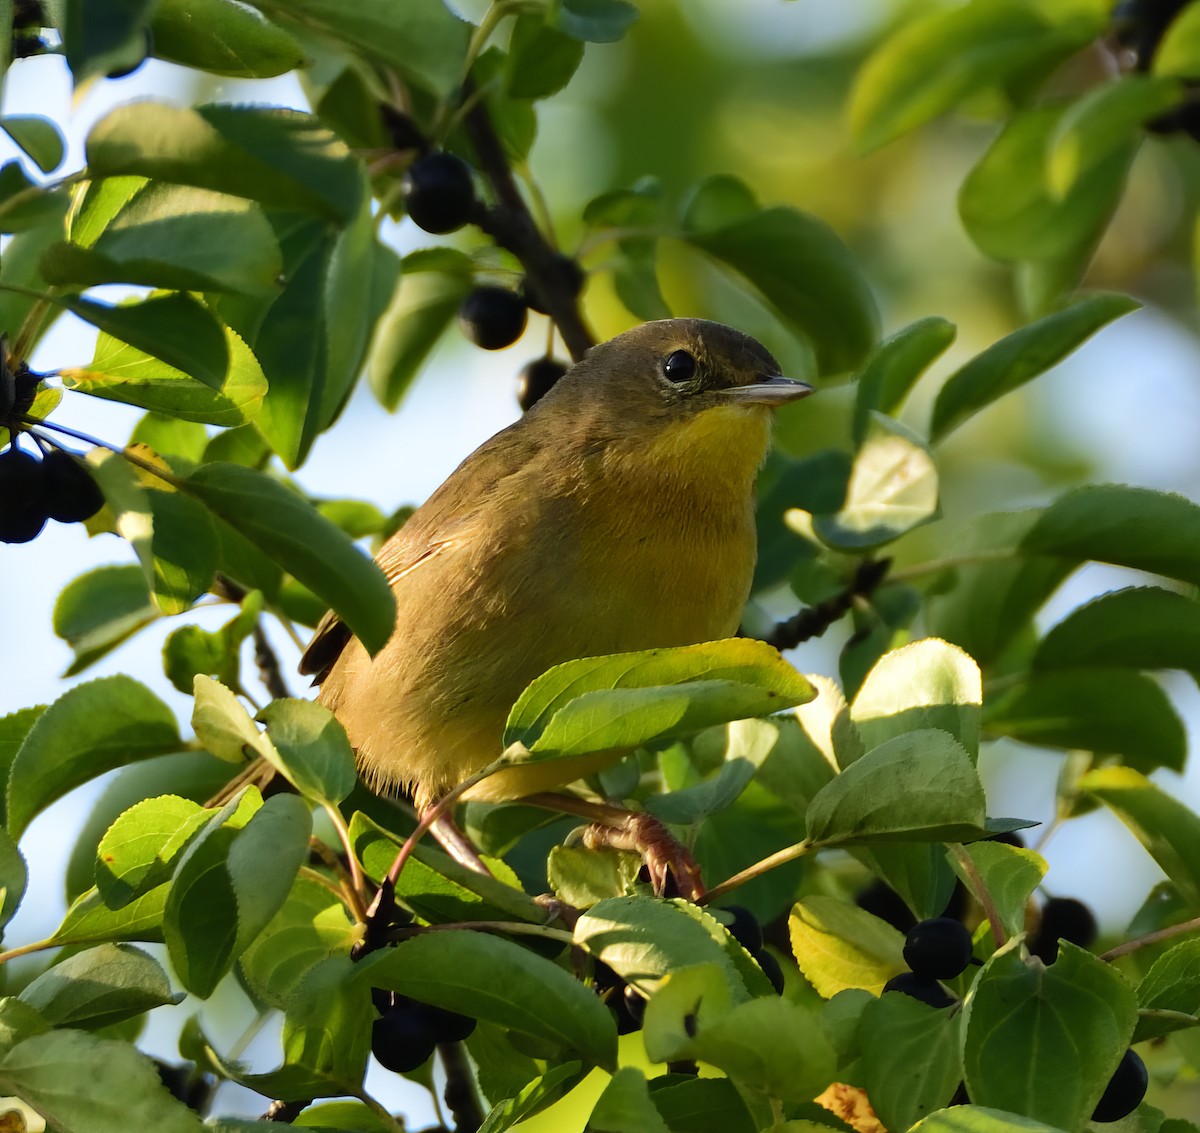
[299,319,811,807]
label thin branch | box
[264,1099,309,1122]
[1100,915,1200,962]
[388,920,574,945]
[439,1041,484,1133]
[321,802,369,924]
[698,840,813,905]
[460,86,595,361]
[757,558,891,651]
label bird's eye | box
[662,349,697,383]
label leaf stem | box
[1100,915,1200,962]
[887,549,1020,584]
[0,936,59,966]
[321,802,369,924]
[698,840,813,905]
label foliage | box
[2,1,1200,1132]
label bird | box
[299,318,812,832]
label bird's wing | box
[297,418,543,685]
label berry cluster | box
[0,443,103,543]
[716,904,786,995]
[370,988,476,1075]
[883,916,974,1009]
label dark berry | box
[756,949,786,995]
[41,449,103,523]
[371,1007,437,1074]
[941,880,969,923]
[1029,897,1097,963]
[380,106,425,152]
[520,254,585,314]
[1092,1049,1148,1122]
[719,905,763,956]
[517,357,567,412]
[403,152,475,235]
[882,972,955,1009]
[904,917,974,980]
[421,1002,476,1044]
[0,447,49,543]
[1112,0,1190,69]
[459,286,527,350]
[856,880,916,933]
[611,984,644,1035]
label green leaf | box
[985,669,1186,773]
[861,992,962,1132]
[0,825,26,928]
[1082,766,1200,905]
[680,174,759,235]
[1046,77,1182,197]
[43,184,283,295]
[62,293,231,391]
[1157,3,1200,76]
[788,894,906,997]
[61,0,155,85]
[191,675,269,764]
[18,943,179,1029]
[850,638,982,760]
[253,0,470,95]
[505,638,814,752]
[7,675,180,839]
[547,845,641,909]
[184,462,396,655]
[477,1062,584,1133]
[86,102,365,222]
[1034,587,1200,677]
[812,414,939,550]
[950,842,1046,941]
[588,1067,672,1133]
[959,103,1138,266]
[62,311,268,427]
[95,794,210,909]
[910,1106,1070,1133]
[1135,938,1200,1041]
[805,729,987,847]
[552,0,639,43]
[130,413,210,462]
[368,248,470,410]
[293,1101,400,1132]
[506,15,586,98]
[852,317,957,446]
[88,450,218,615]
[165,791,310,997]
[51,884,169,949]
[162,590,259,694]
[961,941,1137,1129]
[0,1028,207,1132]
[648,1077,758,1133]
[575,895,771,1000]
[240,877,357,1010]
[849,2,1106,152]
[53,563,158,676]
[150,0,307,77]
[930,293,1138,442]
[359,930,618,1070]
[684,201,879,374]
[256,698,358,807]
[0,115,65,173]
[755,683,848,813]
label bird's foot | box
[581,812,704,901]
[427,809,495,878]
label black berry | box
[380,106,425,152]
[459,286,527,350]
[718,905,763,956]
[882,972,955,1009]
[611,984,644,1035]
[41,449,103,523]
[371,1007,437,1074]
[856,880,916,933]
[421,1002,476,1044]
[903,917,974,980]
[757,949,786,995]
[1092,1049,1148,1122]
[1029,897,1097,963]
[517,357,567,412]
[0,447,49,543]
[403,152,476,235]
[520,254,585,314]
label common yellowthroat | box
[300,318,812,811]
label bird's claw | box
[582,812,705,901]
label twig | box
[254,623,291,700]
[264,1099,309,1122]
[1100,915,1200,962]
[757,558,891,651]
[948,843,1006,948]
[439,1041,484,1133]
[460,86,595,361]
[698,840,813,905]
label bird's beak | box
[720,376,814,407]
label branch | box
[439,1041,484,1133]
[461,87,595,362]
[1100,914,1200,962]
[756,558,891,651]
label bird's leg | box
[425,807,495,878]
[521,792,705,901]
